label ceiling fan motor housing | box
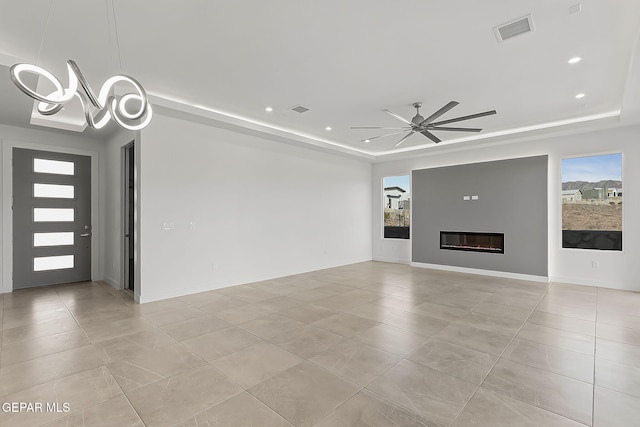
[412,102,424,125]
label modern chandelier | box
[10,60,153,131]
[9,0,152,131]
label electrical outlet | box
[463,195,471,201]
[471,195,479,200]
[592,260,599,268]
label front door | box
[12,148,92,289]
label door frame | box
[1,139,100,294]
[122,141,135,292]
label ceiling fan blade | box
[362,130,410,142]
[429,110,497,127]
[394,131,416,147]
[428,126,482,132]
[420,130,441,143]
[351,126,411,130]
[418,101,459,126]
[383,109,413,125]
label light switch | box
[463,195,471,201]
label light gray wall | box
[412,155,548,277]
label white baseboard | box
[139,280,242,304]
[373,256,410,265]
[411,262,549,283]
[550,276,639,292]
[138,257,373,304]
[102,275,121,290]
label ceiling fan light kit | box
[353,101,496,147]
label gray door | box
[13,148,92,289]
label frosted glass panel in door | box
[33,183,75,198]
[33,158,75,175]
[33,255,74,271]
[33,208,75,222]
[33,232,74,247]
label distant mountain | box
[562,180,622,191]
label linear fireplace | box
[440,231,504,254]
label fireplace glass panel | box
[440,231,504,254]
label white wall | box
[137,112,372,303]
[373,124,640,292]
[0,124,107,293]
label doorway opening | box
[123,142,135,292]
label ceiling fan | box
[352,101,496,147]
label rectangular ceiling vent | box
[494,14,534,42]
[290,105,310,114]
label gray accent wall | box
[412,155,548,277]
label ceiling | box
[1,0,640,159]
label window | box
[33,158,75,175]
[561,153,622,250]
[383,175,410,239]
[33,232,74,247]
[33,208,75,222]
[33,255,74,271]
[33,183,75,199]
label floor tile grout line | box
[246,358,363,427]
[299,314,431,424]
[1,289,97,396]
[499,335,595,384]
[450,280,555,426]
[120,392,148,427]
[65,345,146,427]
[347,285,497,426]
[525,315,596,336]
[485,282,600,425]
[55,282,114,347]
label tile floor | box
[0,261,639,426]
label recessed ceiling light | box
[325,126,332,131]
[568,57,582,64]
[364,139,370,143]
[575,93,586,99]
[265,106,273,112]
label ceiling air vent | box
[494,14,534,42]
[290,105,310,114]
